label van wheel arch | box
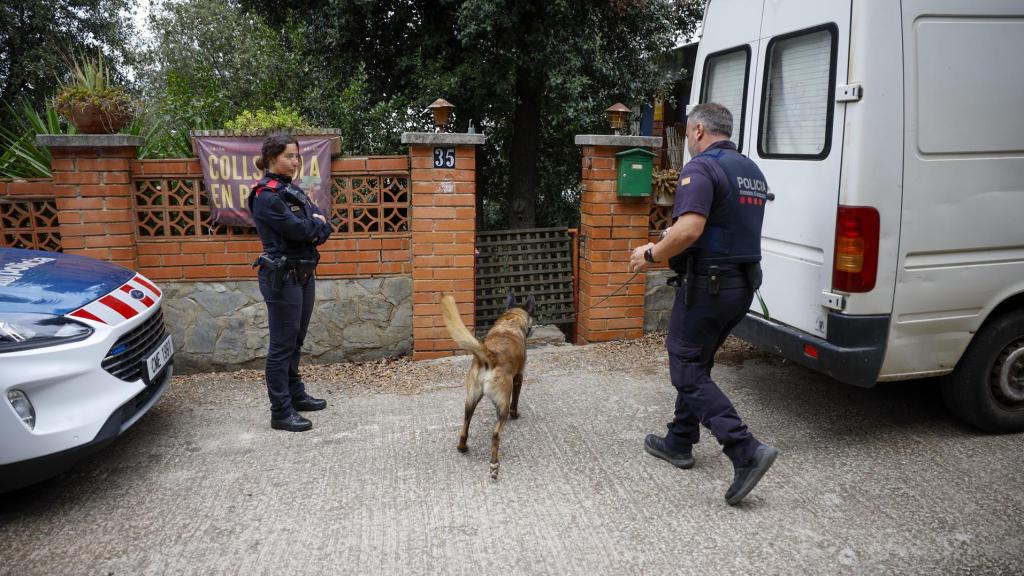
[941,304,1024,433]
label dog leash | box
[587,272,641,309]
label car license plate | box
[145,334,174,383]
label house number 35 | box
[433,147,456,168]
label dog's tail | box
[440,294,493,367]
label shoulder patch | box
[680,176,691,186]
[254,177,284,199]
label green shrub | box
[224,103,312,133]
[0,99,73,178]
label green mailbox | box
[615,148,656,197]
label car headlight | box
[0,313,93,353]
[7,390,35,430]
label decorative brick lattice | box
[0,198,61,251]
[135,178,252,238]
[331,175,409,234]
[134,174,410,239]
[650,204,673,235]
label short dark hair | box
[255,133,299,171]
[688,103,733,138]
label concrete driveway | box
[1,337,1022,575]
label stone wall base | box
[162,276,412,374]
[644,270,675,333]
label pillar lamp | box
[428,99,455,132]
[605,103,632,135]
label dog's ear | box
[524,294,535,315]
[505,291,516,310]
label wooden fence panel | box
[475,227,575,331]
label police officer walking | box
[629,103,778,505]
[249,134,333,432]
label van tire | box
[941,309,1024,433]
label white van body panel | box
[700,0,764,52]
[694,0,1024,384]
[883,0,1024,378]
[746,2,851,338]
[837,0,903,318]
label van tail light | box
[832,205,879,293]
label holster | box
[665,256,696,308]
[253,254,288,293]
[684,256,695,308]
[293,258,317,284]
[742,261,763,291]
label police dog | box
[440,292,534,479]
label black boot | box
[725,444,778,505]
[293,395,327,412]
[271,413,313,432]
[643,434,695,469]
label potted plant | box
[53,52,134,134]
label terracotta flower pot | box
[58,101,131,134]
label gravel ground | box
[168,333,770,402]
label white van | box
[690,0,1024,431]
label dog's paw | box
[457,443,468,453]
[510,410,519,420]
[489,463,500,479]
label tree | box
[0,0,134,128]
[136,0,422,157]
[136,0,301,133]
[242,0,702,228]
[457,0,704,227]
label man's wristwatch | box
[644,247,656,263]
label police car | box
[0,248,173,492]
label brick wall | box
[129,156,412,282]
[0,179,55,197]
[573,135,661,344]
[405,141,478,360]
[576,146,649,343]
[48,143,139,267]
[7,131,682,360]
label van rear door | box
[745,3,851,338]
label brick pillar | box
[574,135,663,344]
[402,132,485,360]
[38,135,143,268]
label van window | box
[759,25,837,159]
[700,46,750,151]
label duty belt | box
[667,272,750,292]
[668,263,751,308]
[251,254,318,291]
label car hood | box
[0,249,135,315]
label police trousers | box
[664,282,761,467]
[258,267,316,419]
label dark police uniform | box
[664,140,769,468]
[249,172,333,421]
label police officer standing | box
[629,103,778,505]
[249,134,333,432]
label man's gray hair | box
[688,103,733,138]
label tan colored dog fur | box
[440,293,534,479]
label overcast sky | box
[130,0,159,42]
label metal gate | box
[475,227,576,332]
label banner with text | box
[195,137,333,227]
